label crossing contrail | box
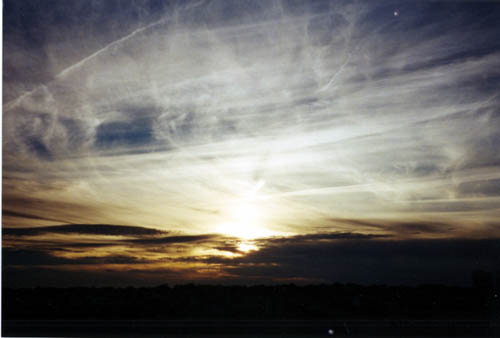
[57,18,171,79]
[319,51,352,92]
[260,183,395,200]
[3,14,173,112]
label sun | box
[215,202,273,239]
[237,242,258,253]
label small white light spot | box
[328,329,334,335]
[394,11,399,16]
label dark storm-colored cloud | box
[3,249,74,266]
[388,222,445,235]
[2,248,150,266]
[259,232,390,245]
[2,224,235,268]
[123,234,222,245]
[3,224,167,237]
[326,218,384,229]
[2,210,68,224]
[217,237,500,286]
[58,242,118,249]
[214,244,241,254]
[5,234,500,287]
[324,218,453,236]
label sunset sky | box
[3,0,500,287]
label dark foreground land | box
[4,319,500,337]
[3,284,500,336]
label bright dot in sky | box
[215,202,273,239]
[394,10,399,16]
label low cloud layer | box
[3,224,168,237]
[4,223,500,287]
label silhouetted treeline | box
[3,283,499,320]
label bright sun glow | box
[234,203,257,222]
[237,242,258,253]
[216,202,273,239]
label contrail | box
[260,183,394,199]
[57,17,171,79]
[3,14,173,112]
[50,0,210,81]
[319,52,352,92]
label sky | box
[3,0,500,287]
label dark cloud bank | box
[3,223,167,237]
[4,224,500,287]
